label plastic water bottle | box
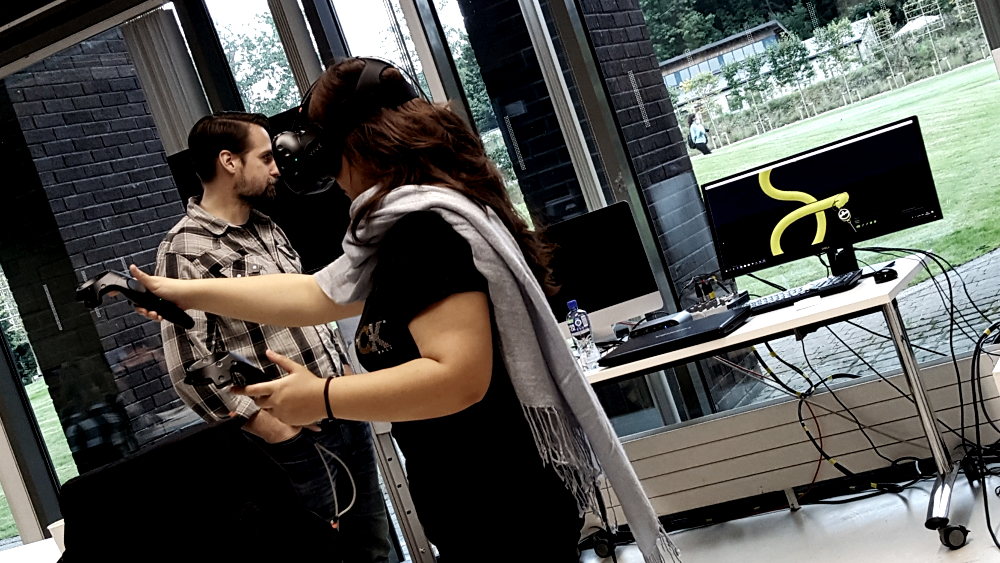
[567,300,600,371]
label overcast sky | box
[202,0,465,60]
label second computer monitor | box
[545,202,663,340]
[703,117,942,279]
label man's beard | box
[235,174,277,206]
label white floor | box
[582,479,1000,563]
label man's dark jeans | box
[258,420,391,562]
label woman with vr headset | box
[130,57,677,563]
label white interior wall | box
[602,352,1000,521]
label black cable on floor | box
[801,339,896,466]
[809,476,925,505]
[968,322,1000,549]
[857,248,978,452]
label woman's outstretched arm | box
[130,265,363,327]
[231,291,493,424]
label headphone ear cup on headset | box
[272,127,341,195]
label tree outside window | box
[216,12,301,116]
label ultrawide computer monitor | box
[703,117,942,279]
[546,202,663,341]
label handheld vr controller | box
[76,270,195,329]
[184,352,276,388]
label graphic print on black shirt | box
[355,320,392,355]
[353,211,581,558]
[355,211,488,373]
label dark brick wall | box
[456,0,589,222]
[577,0,719,307]
[2,28,186,434]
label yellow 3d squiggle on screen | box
[702,118,941,280]
[759,168,850,256]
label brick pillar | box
[577,0,719,308]
[456,0,590,222]
[1,28,187,454]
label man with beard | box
[155,113,391,562]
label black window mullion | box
[300,0,351,65]
[410,0,476,133]
[171,0,245,112]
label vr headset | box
[271,58,420,195]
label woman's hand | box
[128,265,188,322]
[231,350,329,426]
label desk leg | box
[882,299,958,530]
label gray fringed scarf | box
[314,185,681,563]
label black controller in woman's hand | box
[184,352,275,388]
[75,270,195,329]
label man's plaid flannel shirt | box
[155,198,349,422]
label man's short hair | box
[188,112,270,182]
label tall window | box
[430,0,532,223]
[205,0,301,115]
[330,0,428,90]
[0,8,213,544]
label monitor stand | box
[827,246,859,276]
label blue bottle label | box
[569,313,591,336]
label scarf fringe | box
[524,405,683,562]
[651,527,683,563]
[522,405,603,515]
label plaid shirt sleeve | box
[156,251,260,422]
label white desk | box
[588,256,961,544]
[0,540,60,563]
[591,256,922,385]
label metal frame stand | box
[371,421,436,563]
[882,299,963,539]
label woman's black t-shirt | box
[354,212,581,559]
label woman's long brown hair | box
[309,58,557,294]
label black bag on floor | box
[58,418,338,562]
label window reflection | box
[430,0,532,223]
[2,18,205,485]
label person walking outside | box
[688,113,711,155]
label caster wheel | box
[939,525,969,549]
[594,536,613,559]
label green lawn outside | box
[0,492,17,540]
[27,379,79,486]
[0,380,80,541]
[690,61,1000,295]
